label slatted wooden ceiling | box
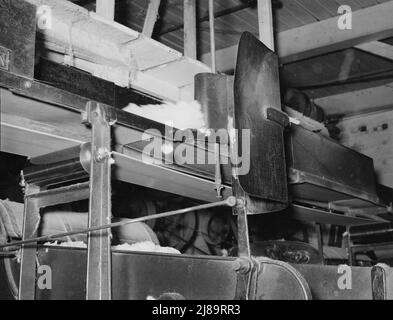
[115,0,392,55]
[73,0,393,113]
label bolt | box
[225,196,237,207]
[234,257,252,274]
[236,197,246,208]
[24,81,32,89]
[95,148,110,162]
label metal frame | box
[18,183,90,299]
[84,102,113,300]
[18,101,114,300]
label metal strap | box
[85,102,112,300]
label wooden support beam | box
[26,0,210,102]
[201,2,393,71]
[184,0,197,59]
[257,0,274,51]
[208,0,216,72]
[314,82,393,116]
[356,41,393,61]
[142,0,161,38]
[96,0,115,20]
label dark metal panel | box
[290,204,379,227]
[287,125,379,203]
[0,0,36,78]
[195,73,233,131]
[294,264,373,300]
[33,248,239,300]
[111,252,239,300]
[253,258,312,300]
[234,32,287,203]
[32,248,310,300]
[36,248,87,300]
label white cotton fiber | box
[123,100,206,130]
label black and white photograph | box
[1,0,393,306]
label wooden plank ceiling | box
[72,0,393,115]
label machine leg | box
[315,223,325,264]
[18,185,40,300]
[85,102,113,300]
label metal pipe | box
[350,228,393,238]
[209,0,216,73]
[0,197,237,249]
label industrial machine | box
[1,0,393,300]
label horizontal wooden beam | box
[201,2,393,71]
[314,82,393,116]
[356,41,393,61]
[26,0,210,102]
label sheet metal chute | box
[195,32,289,217]
[22,143,92,188]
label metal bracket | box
[264,107,290,128]
[82,101,117,126]
[214,142,224,199]
[18,184,40,300]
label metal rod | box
[209,0,216,73]
[159,1,256,35]
[0,197,237,249]
[350,228,393,238]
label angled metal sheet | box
[234,32,287,203]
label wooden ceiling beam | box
[314,82,393,116]
[142,0,161,38]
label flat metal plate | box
[2,247,311,300]
[0,0,36,78]
[293,264,373,300]
[290,204,379,226]
[234,32,287,202]
[287,125,379,203]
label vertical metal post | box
[208,0,216,72]
[236,203,251,258]
[18,185,40,300]
[84,102,113,300]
